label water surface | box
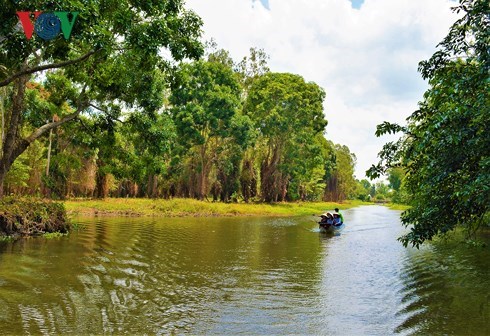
[0,205,488,335]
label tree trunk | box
[261,141,282,202]
[0,76,86,198]
[0,76,28,198]
[198,143,208,200]
[95,172,109,199]
[146,174,158,198]
[0,178,4,198]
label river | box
[0,205,488,335]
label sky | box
[185,0,458,179]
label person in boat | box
[319,212,334,228]
[334,208,344,224]
[332,213,343,226]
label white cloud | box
[186,0,458,178]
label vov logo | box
[16,11,79,40]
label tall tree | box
[387,168,404,192]
[388,167,408,204]
[323,144,357,202]
[367,0,489,247]
[169,60,243,199]
[236,47,270,95]
[244,72,327,202]
[356,179,372,201]
[0,0,203,196]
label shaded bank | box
[0,198,69,237]
[65,198,371,217]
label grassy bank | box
[386,203,411,211]
[65,198,372,217]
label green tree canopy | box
[244,72,327,202]
[169,60,246,199]
[367,0,489,247]
[0,0,203,196]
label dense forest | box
[1,0,359,205]
[1,49,359,202]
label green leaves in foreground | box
[368,0,490,248]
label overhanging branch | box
[0,49,99,88]
[25,109,82,144]
[25,87,88,144]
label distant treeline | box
[2,47,358,202]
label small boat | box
[318,212,345,234]
[319,222,345,234]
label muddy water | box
[0,205,488,335]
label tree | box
[374,182,389,201]
[323,144,357,202]
[123,112,177,198]
[244,72,327,202]
[169,60,243,199]
[356,179,372,201]
[236,47,270,95]
[387,168,404,192]
[367,0,489,247]
[0,0,203,196]
[236,47,270,202]
[388,167,408,204]
[287,134,333,201]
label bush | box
[0,197,69,237]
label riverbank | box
[386,203,411,211]
[65,198,371,217]
[0,198,69,237]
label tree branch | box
[0,50,99,88]
[25,88,88,144]
[25,110,82,144]
[89,103,124,123]
[89,103,107,113]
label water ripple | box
[0,208,488,334]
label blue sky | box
[187,0,457,179]
[259,0,269,10]
[350,0,364,9]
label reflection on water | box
[0,206,488,335]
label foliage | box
[244,72,327,202]
[43,231,68,239]
[387,168,403,192]
[388,168,410,204]
[356,179,372,201]
[235,47,270,93]
[4,155,31,189]
[0,235,14,242]
[170,60,242,148]
[1,14,360,205]
[0,197,69,236]
[170,59,245,199]
[0,0,204,195]
[367,0,490,247]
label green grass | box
[0,236,14,242]
[43,232,68,239]
[386,203,411,211]
[65,198,373,218]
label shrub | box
[0,197,69,237]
